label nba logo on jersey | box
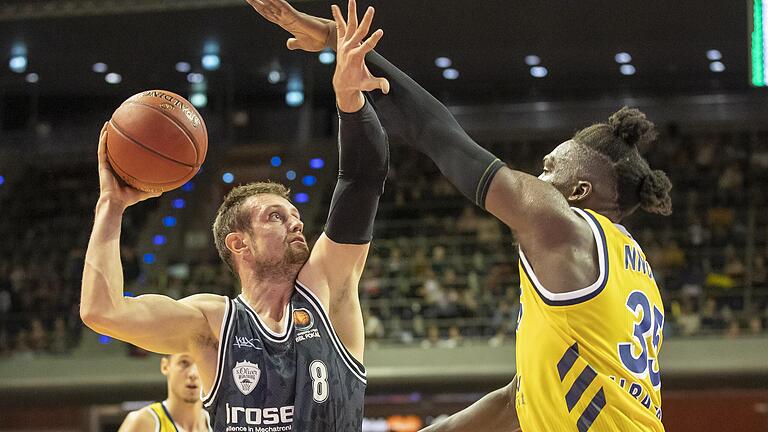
[233,360,261,395]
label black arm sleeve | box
[324,96,389,244]
[365,50,504,209]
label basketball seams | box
[106,143,193,192]
[122,99,204,163]
[108,119,197,168]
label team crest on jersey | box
[233,360,261,395]
[293,308,314,331]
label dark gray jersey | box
[203,282,366,432]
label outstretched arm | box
[244,0,588,260]
[297,2,389,362]
[421,379,520,432]
[80,126,220,355]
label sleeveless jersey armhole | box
[295,280,367,384]
[202,298,234,408]
[518,208,609,306]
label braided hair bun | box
[639,169,673,215]
[607,107,657,147]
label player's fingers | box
[358,28,383,54]
[331,5,347,40]
[98,123,108,157]
[363,77,390,94]
[346,0,358,37]
[351,6,374,46]
[286,38,300,50]
[245,0,266,13]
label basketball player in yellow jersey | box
[246,2,672,430]
[119,353,211,432]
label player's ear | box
[225,232,250,257]
[567,180,592,203]
[160,356,170,376]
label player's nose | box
[188,363,200,380]
[290,217,304,233]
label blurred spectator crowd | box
[1,128,767,357]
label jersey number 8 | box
[310,360,329,403]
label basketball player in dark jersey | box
[80,8,390,431]
[119,353,212,432]
[251,1,673,430]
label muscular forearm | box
[324,97,388,244]
[80,197,129,329]
[421,381,519,432]
[364,51,504,209]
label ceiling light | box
[201,54,220,71]
[187,73,204,84]
[190,92,208,108]
[435,57,452,68]
[9,56,27,73]
[706,49,722,61]
[92,62,108,73]
[105,73,122,84]
[709,61,725,73]
[615,52,632,64]
[319,49,336,65]
[530,66,548,78]
[25,72,39,83]
[620,64,636,75]
[442,68,459,80]
[175,62,191,73]
[524,55,541,66]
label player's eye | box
[269,212,283,221]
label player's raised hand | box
[97,123,160,208]
[245,0,336,52]
[331,0,389,111]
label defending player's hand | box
[245,0,335,52]
[97,123,160,208]
[331,0,389,112]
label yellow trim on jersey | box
[515,209,665,432]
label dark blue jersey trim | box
[519,209,609,306]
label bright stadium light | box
[442,68,459,80]
[530,66,548,78]
[92,62,108,73]
[709,61,726,72]
[435,57,452,68]
[614,52,632,64]
[319,49,336,65]
[105,73,122,84]
[524,55,541,66]
[620,64,637,75]
[706,49,722,61]
[175,61,191,73]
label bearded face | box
[241,194,309,279]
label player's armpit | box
[117,409,156,432]
[420,379,519,432]
[81,292,224,355]
[298,233,367,361]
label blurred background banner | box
[1,1,768,431]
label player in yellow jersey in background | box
[119,353,211,432]
[246,1,671,430]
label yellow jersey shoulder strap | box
[147,402,178,432]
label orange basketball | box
[105,90,208,193]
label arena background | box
[1,0,768,430]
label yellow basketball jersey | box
[515,208,665,432]
[148,402,178,432]
[147,402,212,432]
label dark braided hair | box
[572,107,672,216]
